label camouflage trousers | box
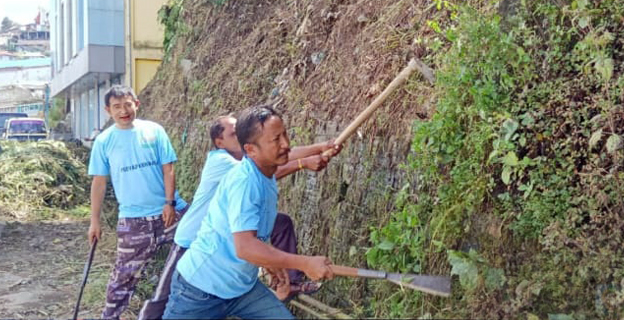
[101,207,187,320]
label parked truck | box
[0,113,28,134]
[2,118,48,141]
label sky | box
[0,0,48,25]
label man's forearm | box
[162,163,175,200]
[288,143,325,160]
[275,159,301,180]
[90,177,107,221]
[236,234,308,271]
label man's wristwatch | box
[165,199,176,207]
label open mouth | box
[119,115,131,121]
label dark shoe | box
[291,281,322,295]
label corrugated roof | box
[0,57,50,69]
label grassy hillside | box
[140,0,624,318]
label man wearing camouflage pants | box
[87,85,188,319]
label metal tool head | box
[386,273,452,297]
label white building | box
[0,58,51,86]
[0,84,48,117]
[0,51,18,61]
[0,58,50,117]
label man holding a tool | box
[138,114,339,319]
[87,85,189,320]
[163,105,336,319]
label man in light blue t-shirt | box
[87,85,188,320]
[163,105,337,319]
[139,115,339,319]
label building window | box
[67,0,73,61]
[88,88,96,134]
[59,2,65,66]
[77,0,84,51]
[81,91,88,138]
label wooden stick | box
[328,265,360,278]
[323,58,421,157]
[290,299,330,319]
[297,294,353,319]
[265,277,354,319]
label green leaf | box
[578,16,589,28]
[349,246,358,257]
[606,134,622,153]
[518,182,533,198]
[432,240,445,252]
[448,250,479,290]
[377,240,395,251]
[594,50,613,82]
[502,167,512,185]
[488,148,499,163]
[589,129,602,149]
[520,156,533,166]
[548,314,575,320]
[365,248,379,267]
[412,264,421,273]
[502,119,519,141]
[577,0,587,9]
[595,55,613,82]
[519,136,527,147]
[502,152,519,166]
[427,20,441,33]
[484,267,506,290]
[520,113,535,126]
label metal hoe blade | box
[386,273,451,297]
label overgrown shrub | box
[367,1,624,318]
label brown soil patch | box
[0,219,115,319]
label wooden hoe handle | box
[322,58,420,158]
[329,265,360,277]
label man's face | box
[105,95,138,129]
[245,116,290,167]
[215,117,243,158]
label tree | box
[1,17,14,32]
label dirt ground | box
[0,219,115,319]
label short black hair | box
[104,85,138,106]
[209,116,231,147]
[236,105,281,153]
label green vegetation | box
[158,0,191,60]
[367,1,624,318]
[1,17,14,32]
[48,98,66,129]
[140,0,624,318]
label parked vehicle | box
[3,118,48,141]
[0,113,28,133]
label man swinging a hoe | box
[163,105,337,319]
[139,112,341,319]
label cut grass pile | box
[0,140,90,220]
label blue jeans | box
[163,270,295,319]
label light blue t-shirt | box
[176,156,278,299]
[174,149,239,248]
[88,119,187,218]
